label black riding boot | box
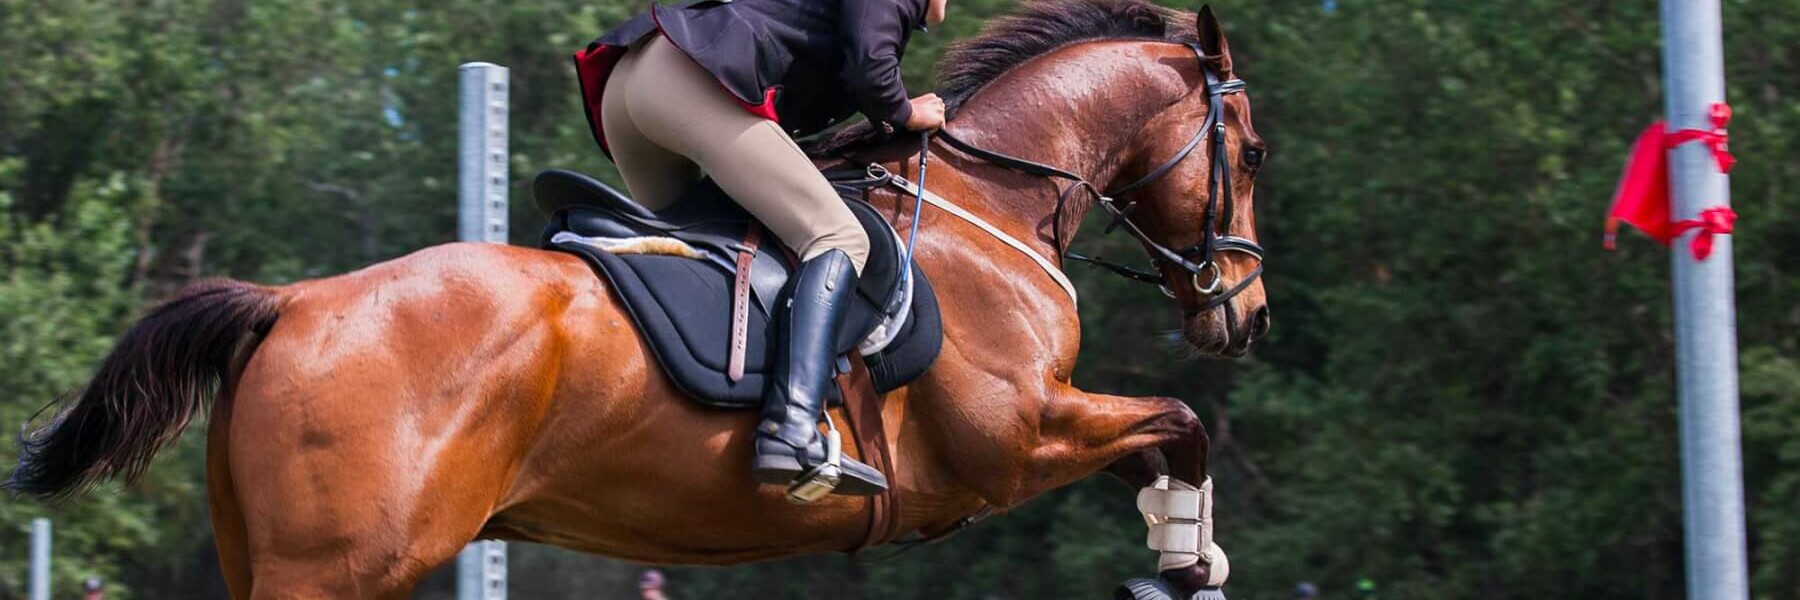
[753,249,888,500]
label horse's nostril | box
[1249,306,1271,340]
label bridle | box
[935,42,1263,316]
[833,44,1266,557]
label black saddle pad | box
[536,170,942,408]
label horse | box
[7,1,1269,598]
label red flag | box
[1605,121,1674,247]
[1604,103,1737,260]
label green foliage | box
[3,0,1798,599]
[0,166,210,600]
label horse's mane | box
[807,0,1197,157]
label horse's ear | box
[1196,4,1234,74]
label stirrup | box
[785,426,844,504]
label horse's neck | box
[938,42,1192,251]
[880,48,1196,531]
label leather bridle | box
[934,43,1264,320]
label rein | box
[899,132,930,288]
[933,43,1264,313]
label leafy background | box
[1,0,1796,598]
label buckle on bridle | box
[1193,261,1223,295]
[1157,261,1225,298]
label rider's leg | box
[600,38,701,211]
[621,36,871,272]
[611,35,882,496]
[752,248,886,493]
[694,125,871,272]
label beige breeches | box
[601,35,870,273]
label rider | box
[573,0,949,496]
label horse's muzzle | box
[1182,301,1269,358]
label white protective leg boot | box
[1138,475,1227,578]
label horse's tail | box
[6,279,283,501]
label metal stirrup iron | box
[786,413,846,504]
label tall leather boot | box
[752,249,888,499]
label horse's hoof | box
[1114,578,1227,600]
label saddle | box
[534,168,943,408]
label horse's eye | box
[1243,147,1267,171]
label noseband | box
[935,43,1265,317]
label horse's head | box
[1123,6,1268,357]
[813,0,1270,356]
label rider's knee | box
[802,225,870,275]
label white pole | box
[456,61,509,600]
[459,62,510,245]
[30,518,50,600]
[1659,2,1748,600]
[457,541,508,600]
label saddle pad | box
[538,174,942,408]
[549,243,941,408]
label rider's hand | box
[903,93,946,131]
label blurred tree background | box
[2,0,1796,598]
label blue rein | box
[900,131,931,285]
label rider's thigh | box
[695,119,871,272]
[601,43,700,210]
[625,35,870,272]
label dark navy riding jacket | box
[575,0,927,156]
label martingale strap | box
[881,169,1080,307]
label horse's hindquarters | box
[211,243,620,596]
[216,243,874,592]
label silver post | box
[456,540,507,600]
[30,518,50,600]
[455,61,509,600]
[459,62,510,244]
[1660,2,1747,600]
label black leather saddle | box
[535,169,942,408]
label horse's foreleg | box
[1144,425,1230,599]
[1133,406,1230,598]
[1041,389,1228,598]
[988,389,1195,506]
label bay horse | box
[7,1,1269,598]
